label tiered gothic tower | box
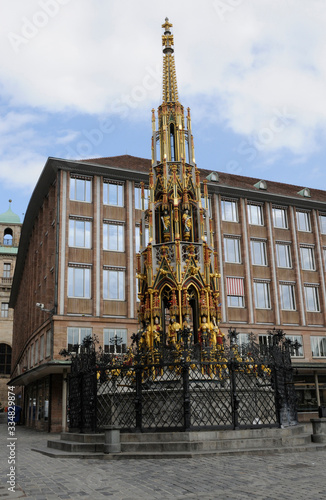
[136,18,222,349]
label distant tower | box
[137,19,221,348]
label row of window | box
[222,199,326,233]
[68,267,125,300]
[237,333,326,358]
[26,330,52,369]
[225,238,319,270]
[227,278,320,312]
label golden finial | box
[161,18,178,103]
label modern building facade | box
[0,202,21,406]
[10,20,326,431]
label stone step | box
[60,432,105,443]
[47,439,104,453]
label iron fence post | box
[230,360,239,429]
[182,359,191,431]
[135,364,142,432]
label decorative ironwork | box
[61,328,298,433]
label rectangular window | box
[103,269,125,300]
[324,248,326,268]
[304,286,320,312]
[30,344,34,368]
[251,240,267,266]
[135,186,149,210]
[254,282,270,309]
[221,200,238,222]
[104,328,127,354]
[46,330,52,358]
[34,339,39,364]
[224,237,241,263]
[103,182,124,207]
[70,176,91,202]
[311,336,326,357]
[296,211,311,232]
[69,219,91,248]
[201,196,212,217]
[236,333,250,355]
[67,327,92,352]
[276,243,291,268]
[226,277,244,307]
[280,284,296,310]
[272,207,288,229]
[1,303,9,318]
[300,247,315,270]
[319,215,326,234]
[103,223,124,251]
[248,204,263,225]
[3,263,11,278]
[285,335,304,357]
[68,266,91,298]
[39,335,44,361]
[135,226,149,253]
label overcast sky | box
[1,0,326,221]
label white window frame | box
[221,199,238,222]
[300,246,315,271]
[311,336,326,357]
[68,265,91,298]
[276,243,292,268]
[227,295,244,308]
[69,218,92,248]
[103,269,125,300]
[251,240,267,266]
[1,303,9,318]
[304,286,320,312]
[104,328,127,354]
[279,284,296,311]
[70,175,92,202]
[103,222,124,252]
[248,204,263,225]
[254,282,271,309]
[296,211,311,232]
[224,237,241,263]
[272,207,288,229]
[319,214,326,234]
[3,263,11,278]
[103,181,124,207]
[67,327,92,352]
[135,186,149,210]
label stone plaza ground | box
[0,423,326,500]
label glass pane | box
[109,184,117,205]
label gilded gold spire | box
[162,18,179,103]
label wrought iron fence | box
[60,328,298,433]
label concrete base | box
[104,426,121,453]
[311,418,326,443]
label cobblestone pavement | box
[1,424,326,500]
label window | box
[285,335,304,357]
[1,303,9,318]
[221,200,238,222]
[103,269,125,300]
[104,329,127,354]
[201,196,212,217]
[3,229,13,246]
[251,240,267,266]
[69,219,91,248]
[0,343,12,375]
[311,336,326,357]
[135,226,149,253]
[103,223,124,251]
[40,335,44,361]
[236,333,249,355]
[300,247,315,270]
[296,211,311,232]
[3,263,11,278]
[304,286,320,312]
[70,176,91,202]
[46,330,52,358]
[226,277,244,307]
[224,237,241,263]
[67,327,92,352]
[34,339,39,365]
[30,344,34,368]
[248,204,263,225]
[103,181,124,207]
[254,282,270,309]
[68,266,91,298]
[272,207,287,229]
[324,248,326,268]
[276,243,291,268]
[135,186,149,210]
[319,215,326,234]
[280,284,296,310]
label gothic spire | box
[162,18,179,103]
